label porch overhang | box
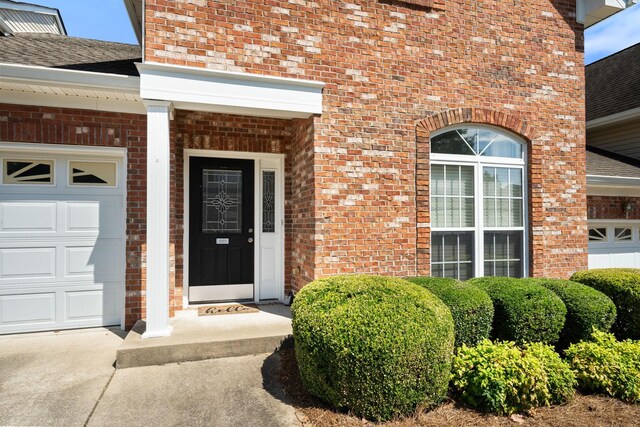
[136,62,324,119]
[576,0,637,27]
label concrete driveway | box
[0,328,300,427]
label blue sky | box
[585,4,640,64]
[33,1,640,61]
[36,0,137,45]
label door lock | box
[248,228,253,233]
[248,237,254,243]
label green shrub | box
[565,330,640,402]
[521,278,616,347]
[467,277,566,344]
[291,275,455,421]
[451,340,576,415]
[570,269,640,339]
[405,276,493,347]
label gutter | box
[587,175,640,187]
[0,62,140,94]
[586,106,640,130]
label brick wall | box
[289,117,316,290]
[145,0,587,279]
[588,196,640,220]
[0,104,148,327]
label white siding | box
[0,9,61,34]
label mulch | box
[278,344,640,427]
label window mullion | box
[508,168,512,228]
[476,162,483,278]
[443,165,448,228]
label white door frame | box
[183,149,285,307]
[0,141,127,330]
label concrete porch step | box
[116,304,292,369]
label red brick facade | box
[145,0,588,279]
[1,1,595,328]
[588,196,640,220]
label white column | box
[142,100,173,338]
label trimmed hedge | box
[521,278,616,347]
[451,340,576,415]
[291,275,455,421]
[405,276,493,347]
[570,269,640,339]
[565,330,640,402]
[467,277,566,344]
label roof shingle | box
[586,146,640,178]
[586,42,640,122]
[0,33,140,76]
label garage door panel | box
[64,199,123,237]
[0,292,56,324]
[0,247,56,279]
[0,202,56,233]
[611,252,637,267]
[0,148,125,334]
[64,285,121,325]
[66,202,100,231]
[64,290,103,321]
[65,240,122,281]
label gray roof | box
[0,33,140,76]
[586,42,640,122]
[587,146,640,178]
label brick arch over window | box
[416,108,538,141]
[415,108,537,276]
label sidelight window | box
[262,171,275,233]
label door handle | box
[248,238,254,243]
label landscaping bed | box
[283,271,640,425]
[279,344,640,427]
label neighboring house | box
[0,0,633,336]
[585,42,640,269]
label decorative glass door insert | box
[202,169,242,234]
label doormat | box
[198,304,259,316]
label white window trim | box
[430,125,528,279]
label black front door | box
[189,157,255,302]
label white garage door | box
[588,222,640,269]
[0,146,125,334]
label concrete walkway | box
[118,304,293,368]
[0,328,300,427]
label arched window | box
[430,125,526,280]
